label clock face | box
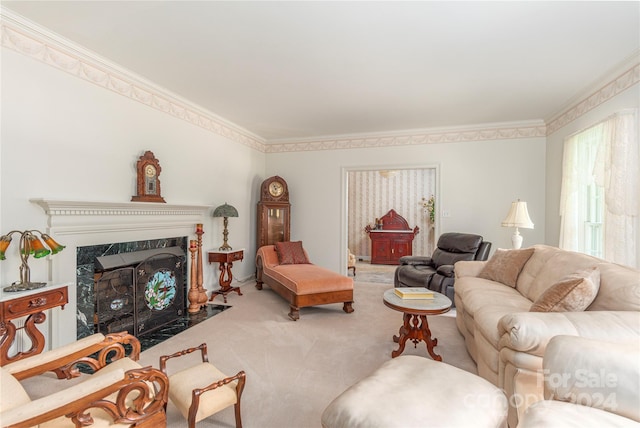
[269,181,284,197]
[145,164,156,178]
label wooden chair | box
[160,343,246,428]
[0,332,168,427]
[2,331,141,381]
[347,248,357,276]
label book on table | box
[394,287,435,299]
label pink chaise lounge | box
[255,244,354,320]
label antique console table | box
[208,249,244,303]
[365,209,419,265]
[0,283,68,365]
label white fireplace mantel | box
[31,199,212,224]
[30,199,213,348]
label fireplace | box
[77,239,187,340]
[31,199,212,348]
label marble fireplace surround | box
[31,199,211,349]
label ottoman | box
[321,355,507,428]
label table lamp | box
[0,229,65,291]
[213,203,238,251]
[501,200,534,249]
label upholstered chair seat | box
[160,343,246,428]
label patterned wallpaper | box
[347,169,436,259]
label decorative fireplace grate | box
[94,247,185,337]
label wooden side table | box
[382,288,451,360]
[0,284,68,365]
[208,249,244,303]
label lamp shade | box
[213,203,238,218]
[501,200,534,229]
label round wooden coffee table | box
[383,288,452,360]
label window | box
[584,182,603,258]
[559,110,638,267]
[559,122,605,257]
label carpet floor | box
[21,279,476,428]
[352,261,397,284]
[137,279,477,428]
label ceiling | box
[4,1,639,142]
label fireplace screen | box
[94,247,185,337]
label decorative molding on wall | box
[265,123,547,153]
[0,8,265,152]
[546,63,640,136]
[2,7,637,153]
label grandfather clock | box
[257,176,291,249]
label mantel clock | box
[131,150,166,203]
[257,176,291,249]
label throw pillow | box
[478,248,535,287]
[530,267,600,312]
[275,241,310,265]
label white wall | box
[266,136,546,273]
[545,87,640,266]
[0,47,266,289]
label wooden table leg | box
[209,261,243,303]
[0,313,47,365]
[391,312,442,361]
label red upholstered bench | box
[255,244,354,321]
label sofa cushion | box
[520,400,640,428]
[530,267,600,312]
[543,336,640,423]
[275,241,310,265]
[473,299,533,349]
[398,256,432,266]
[436,265,454,277]
[396,264,435,287]
[588,262,640,311]
[478,248,534,287]
[517,245,600,302]
[453,276,513,305]
[268,264,353,295]
[0,368,31,412]
[437,233,483,253]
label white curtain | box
[596,110,639,266]
[559,109,639,267]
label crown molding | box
[0,7,266,152]
[264,122,547,153]
[2,7,637,153]
[545,61,640,136]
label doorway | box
[342,165,439,274]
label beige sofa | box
[454,244,640,427]
[519,335,640,428]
